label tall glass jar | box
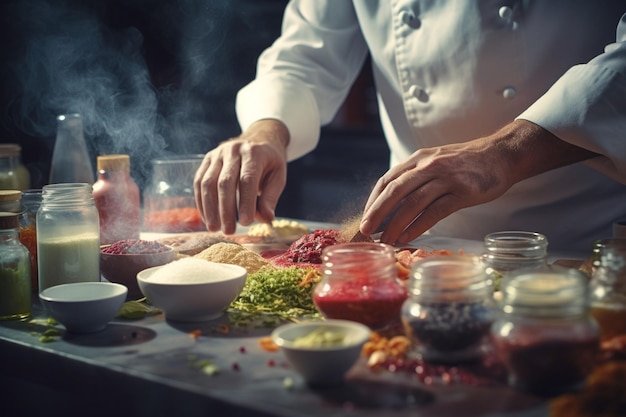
[0,144,30,190]
[143,154,205,233]
[482,231,548,291]
[312,242,407,330]
[589,244,626,341]
[19,189,42,292]
[401,255,495,363]
[37,183,100,291]
[491,268,600,395]
[92,154,141,245]
[0,212,32,320]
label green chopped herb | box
[42,328,61,337]
[227,266,321,327]
[116,298,162,319]
[39,335,57,343]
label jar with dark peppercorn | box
[401,255,495,363]
[491,268,600,396]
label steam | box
[5,0,237,188]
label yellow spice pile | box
[194,242,271,274]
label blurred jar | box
[313,242,407,330]
[37,183,100,292]
[482,231,548,291]
[589,244,626,341]
[143,154,205,233]
[93,154,140,245]
[491,268,600,396]
[0,189,22,213]
[582,238,626,278]
[19,189,42,292]
[401,255,495,363]
[0,144,30,190]
[49,114,95,185]
[0,211,31,320]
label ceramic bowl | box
[271,319,371,386]
[136,259,247,322]
[39,282,128,333]
[100,246,177,297]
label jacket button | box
[502,87,517,99]
[400,11,421,29]
[409,85,429,102]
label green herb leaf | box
[117,299,162,319]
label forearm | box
[491,119,598,185]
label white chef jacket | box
[236,0,626,254]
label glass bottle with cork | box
[0,144,30,190]
[37,183,100,292]
[0,211,32,320]
[0,189,22,213]
[93,154,140,245]
[491,268,600,396]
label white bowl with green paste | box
[271,319,371,386]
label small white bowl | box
[39,282,128,333]
[136,259,247,322]
[271,319,371,386]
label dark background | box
[0,0,388,223]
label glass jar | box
[401,255,495,363]
[37,183,100,292]
[589,244,626,341]
[583,238,626,278]
[0,144,30,190]
[0,189,22,213]
[491,268,600,395]
[143,154,205,233]
[312,242,407,330]
[93,154,141,245]
[19,189,42,292]
[0,212,32,320]
[482,231,548,291]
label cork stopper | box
[97,154,130,172]
[0,211,19,229]
[0,190,22,202]
[0,143,21,157]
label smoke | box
[3,0,241,188]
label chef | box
[194,1,626,254]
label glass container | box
[401,255,495,363]
[93,154,141,245]
[143,154,205,233]
[491,268,600,395]
[0,189,22,213]
[49,113,95,185]
[482,231,548,291]
[19,189,42,291]
[37,183,100,292]
[589,244,626,341]
[0,144,30,190]
[0,212,32,320]
[583,237,626,278]
[312,242,407,330]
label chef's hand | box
[359,120,598,245]
[194,119,289,234]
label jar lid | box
[97,154,130,171]
[0,143,21,157]
[0,211,19,229]
[0,190,22,202]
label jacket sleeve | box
[235,0,369,161]
[517,12,626,183]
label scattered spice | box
[102,239,171,255]
[259,336,280,352]
[228,266,322,327]
[194,242,270,274]
[189,329,202,340]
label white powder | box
[146,258,244,284]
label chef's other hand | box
[359,120,598,245]
[194,119,289,235]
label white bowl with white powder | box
[137,257,247,322]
